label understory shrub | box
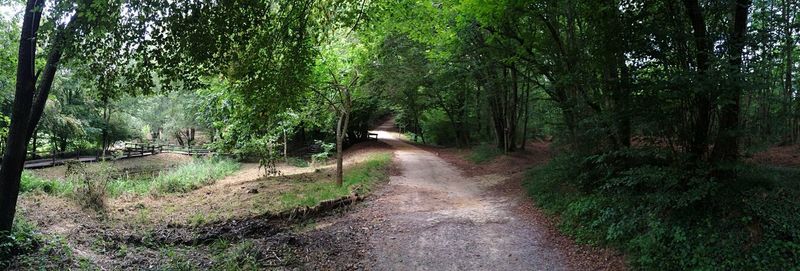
[525,149,800,270]
[467,144,502,164]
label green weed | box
[279,153,391,210]
[20,171,73,196]
[286,157,309,168]
[467,144,502,164]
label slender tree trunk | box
[283,129,288,160]
[521,82,531,151]
[101,100,110,159]
[30,130,37,159]
[335,112,349,186]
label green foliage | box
[279,153,391,210]
[311,140,336,164]
[467,144,502,164]
[21,158,239,198]
[525,154,800,270]
[286,157,309,168]
[0,217,77,269]
[209,240,263,271]
[152,158,240,194]
[20,171,74,196]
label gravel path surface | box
[360,122,568,270]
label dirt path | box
[342,121,565,270]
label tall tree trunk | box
[683,0,713,159]
[783,0,797,142]
[520,80,531,151]
[0,0,47,235]
[711,0,752,163]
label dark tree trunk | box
[0,0,47,235]
[683,0,713,159]
[711,0,752,163]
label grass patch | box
[20,171,73,196]
[150,157,240,194]
[279,153,391,210]
[286,157,309,168]
[524,152,800,270]
[466,144,502,164]
[22,157,239,199]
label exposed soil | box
[750,145,800,167]
[296,120,626,270]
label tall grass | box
[21,157,240,198]
[20,172,73,196]
[279,153,391,210]
[151,158,240,194]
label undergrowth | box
[279,153,391,210]
[525,149,800,270]
[151,157,240,194]
[1,217,80,269]
[467,143,502,164]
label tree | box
[0,0,124,235]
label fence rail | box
[14,142,212,169]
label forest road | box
[361,120,567,270]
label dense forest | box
[0,0,799,270]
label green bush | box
[525,151,800,270]
[467,144,502,164]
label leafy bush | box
[419,109,457,146]
[311,140,335,165]
[467,144,502,164]
[525,150,800,270]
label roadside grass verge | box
[21,157,240,199]
[524,153,800,270]
[278,153,392,211]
